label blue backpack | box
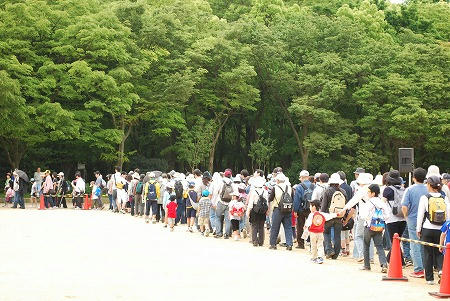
[369,204,385,232]
[147,182,157,201]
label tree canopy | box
[0,0,448,180]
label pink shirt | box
[43,175,53,193]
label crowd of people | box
[3,165,450,285]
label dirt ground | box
[0,207,441,300]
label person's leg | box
[108,194,113,210]
[296,210,308,248]
[353,217,364,259]
[323,221,332,256]
[402,226,411,261]
[310,232,318,259]
[372,231,387,268]
[145,200,151,221]
[281,213,293,247]
[252,222,258,245]
[130,197,135,216]
[18,194,25,208]
[224,205,231,236]
[215,202,225,236]
[270,208,282,247]
[422,229,435,281]
[332,221,342,258]
[408,218,424,273]
[209,207,217,233]
[259,219,265,246]
[317,233,324,259]
[431,230,444,273]
[151,201,158,222]
[363,227,371,269]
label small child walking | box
[198,190,212,236]
[228,192,245,241]
[304,200,337,264]
[166,195,177,231]
[30,178,38,208]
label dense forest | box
[0,0,448,180]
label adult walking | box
[268,173,293,250]
[42,170,55,208]
[214,170,233,238]
[246,176,268,247]
[72,171,85,209]
[293,170,314,249]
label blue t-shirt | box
[440,221,450,254]
[401,183,428,220]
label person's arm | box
[343,208,355,226]
[293,185,303,214]
[323,212,338,221]
[440,232,446,252]
[304,213,313,228]
[416,196,426,238]
[320,190,329,212]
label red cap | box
[224,170,232,178]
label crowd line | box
[4,165,450,285]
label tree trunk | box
[208,114,231,173]
[0,138,26,169]
[275,96,309,169]
[117,119,132,171]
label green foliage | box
[0,0,448,179]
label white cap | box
[57,172,64,177]
[299,170,309,177]
[426,165,441,178]
[314,173,321,179]
[356,173,373,185]
[329,173,344,185]
[250,177,265,188]
[149,172,155,178]
[275,173,287,183]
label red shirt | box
[309,212,326,233]
[166,201,177,218]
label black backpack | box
[278,185,293,214]
[253,190,268,215]
[174,181,184,199]
[300,183,314,211]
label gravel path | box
[0,208,438,300]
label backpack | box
[65,181,71,193]
[300,183,314,211]
[329,190,346,214]
[277,185,293,214]
[388,186,405,218]
[426,194,447,225]
[253,190,268,215]
[369,205,386,232]
[135,181,144,195]
[174,181,184,199]
[221,180,233,202]
[147,182,157,201]
[100,179,106,189]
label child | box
[198,190,212,236]
[30,178,38,208]
[186,182,197,232]
[360,184,390,273]
[228,192,245,241]
[304,200,337,264]
[162,184,174,228]
[166,195,177,231]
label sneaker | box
[224,234,229,239]
[370,259,374,264]
[286,246,292,251]
[316,257,324,264]
[205,230,210,237]
[360,266,371,271]
[427,280,435,285]
[163,225,167,228]
[242,229,247,238]
[381,265,388,273]
[357,258,364,263]
[409,271,425,278]
[310,258,317,262]
[280,243,287,247]
[152,220,156,224]
[189,228,193,233]
[269,245,277,250]
[296,244,305,249]
[405,258,413,267]
[170,228,174,232]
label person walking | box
[11,170,26,209]
[268,173,293,250]
[198,190,212,236]
[401,167,428,278]
[417,175,448,285]
[293,170,314,249]
[72,171,85,209]
[42,170,55,209]
[246,176,268,247]
[214,170,233,239]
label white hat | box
[57,172,64,177]
[426,165,441,178]
[314,172,321,179]
[233,176,242,183]
[250,176,265,188]
[133,172,140,180]
[275,173,287,183]
[356,173,373,185]
[149,172,155,178]
[372,174,383,186]
[329,173,344,185]
[299,170,309,177]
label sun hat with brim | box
[386,170,402,186]
[251,177,266,188]
[356,173,373,185]
[426,165,441,178]
[329,173,344,185]
[354,167,365,174]
[133,173,140,180]
[275,173,288,183]
[372,174,383,186]
[314,173,321,179]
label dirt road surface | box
[0,208,439,300]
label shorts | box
[231,219,240,231]
[341,230,350,241]
[198,216,210,226]
[168,218,175,225]
[186,207,196,218]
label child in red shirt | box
[304,200,337,264]
[166,195,177,231]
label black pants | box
[296,210,310,247]
[422,228,443,281]
[44,195,54,208]
[57,196,67,208]
[231,219,239,231]
[324,219,342,257]
[156,204,164,221]
[75,196,83,208]
[130,196,135,216]
[252,220,265,246]
[386,221,406,264]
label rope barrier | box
[396,236,445,249]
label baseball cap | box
[299,170,309,177]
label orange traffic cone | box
[382,233,408,281]
[39,194,45,210]
[87,196,92,210]
[429,243,450,298]
[82,194,88,210]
